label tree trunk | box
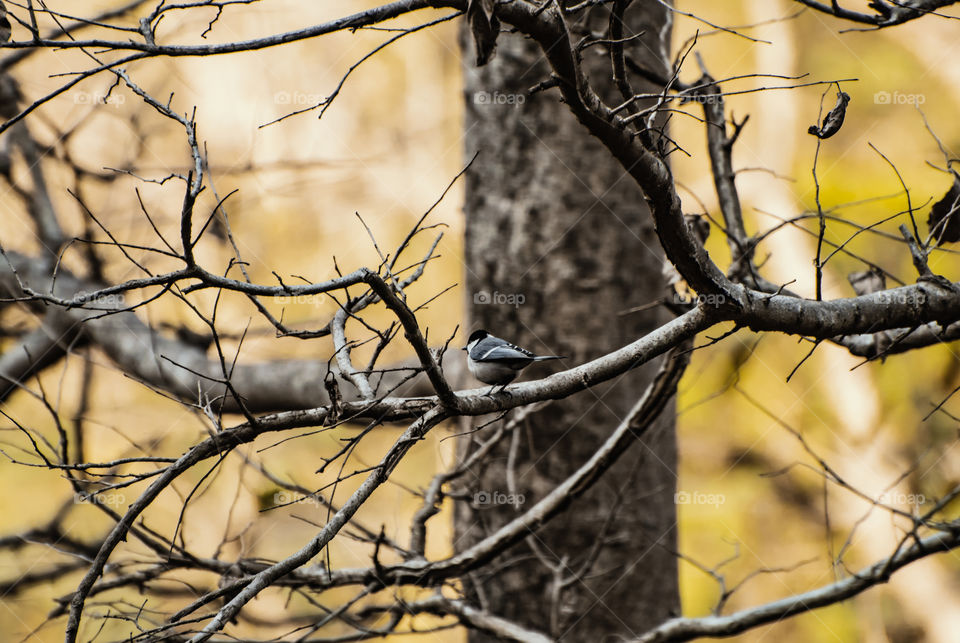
[457,3,679,640]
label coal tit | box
[463,329,564,387]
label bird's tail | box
[531,355,565,361]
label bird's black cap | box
[467,329,490,344]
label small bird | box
[463,329,564,389]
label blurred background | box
[1,1,959,641]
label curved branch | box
[490,1,739,303]
[267,340,693,595]
[634,526,960,642]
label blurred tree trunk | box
[457,3,679,640]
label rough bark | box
[457,3,679,639]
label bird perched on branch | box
[808,90,850,139]
[463,329,564,389]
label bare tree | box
[0,1,959,642]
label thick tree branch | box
[794,0,958,27]
[735,281,960,338]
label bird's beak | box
[461,346,467,351]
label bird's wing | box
[475,338,535,361]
